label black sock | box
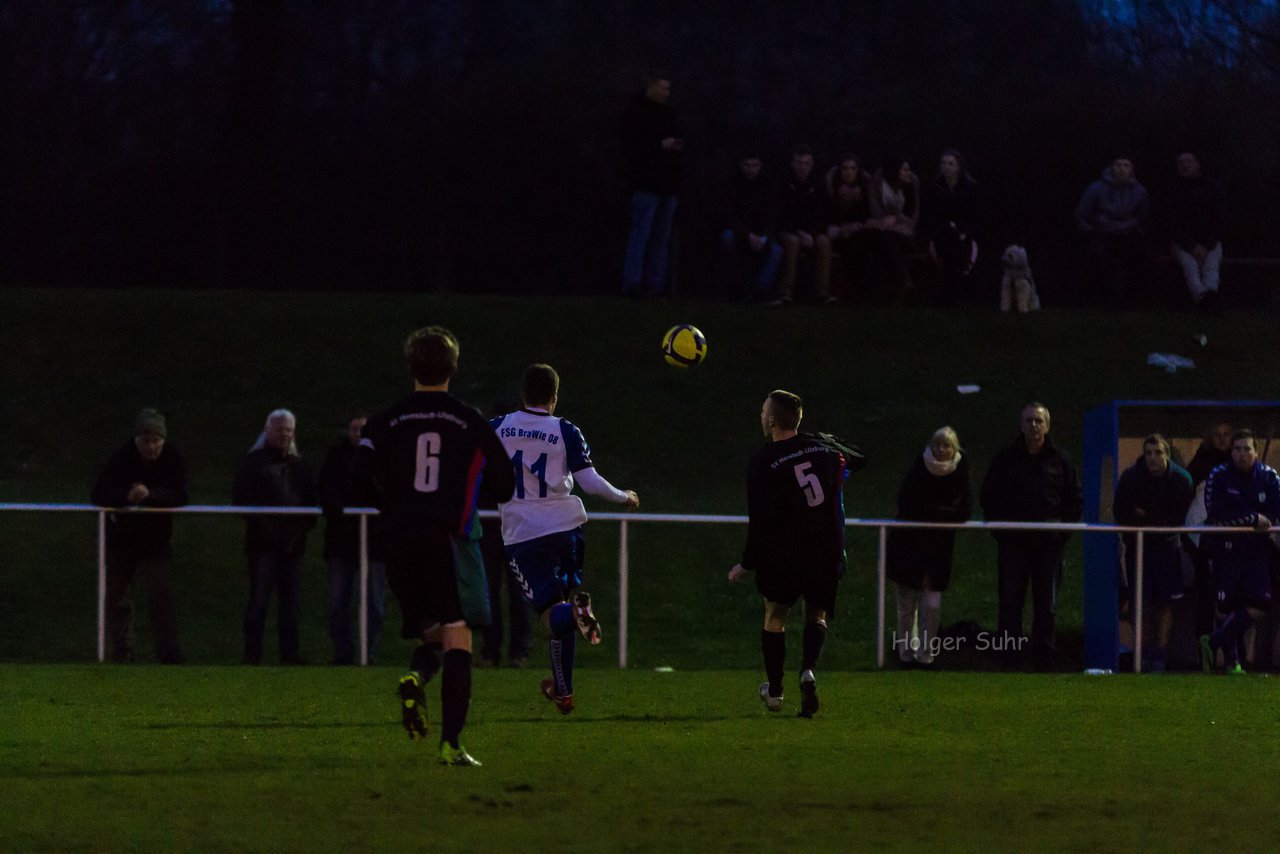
[439,649,472,749]
[761,630,785,697]
[801,622,827,673]
[410,642,443,683]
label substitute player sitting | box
[729,390,862,718]
[492,364,639,715]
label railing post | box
[877,525,887,669]
[1133,530,1144,674]
[359,513,369,667]
[97,510,107,663]
[618,518,629,669]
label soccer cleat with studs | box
[540,677,575,715]
[759,681,783,713]
[572,592,603,645]
[438,743,482,766]
[398,673,429,740]
[798,670,819,719]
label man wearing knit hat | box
[91,408,189,663]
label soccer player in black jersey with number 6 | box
[350,326,515,766]
[729,390,863,718]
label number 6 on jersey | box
[414,431,441,493]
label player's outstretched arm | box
[576,466,636,508]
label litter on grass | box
[956,384,981,394]
[1147,353,1196,373]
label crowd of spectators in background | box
[89,399,1279,673]
[622,68,1230,312]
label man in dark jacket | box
[233,408,317,665]
[980,402,1084,669]
[91,408,188,663]
[619,70,682,297]
[318,414,385,665]
[1113,433,1195,672]
[719,152,782,300]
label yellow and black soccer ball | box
[661,324,707,368]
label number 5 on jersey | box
[794,461,825,507]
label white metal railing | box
[0,503,1258,672]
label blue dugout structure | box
[1082,400,1280,671]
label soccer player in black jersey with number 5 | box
[350,326,515,766]
[729,390,863,718]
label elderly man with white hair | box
[233,408,317,665]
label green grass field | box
[5,664,1279,851]
[5,289,1280,850]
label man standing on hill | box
[729,390,862,718]
[619,70,682,297]
[491,364,640,716]
[350,326,515,766]
[980,402,1084,670]
[1200,429,1280,674]
[91,407,189,664]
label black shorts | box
[756,562,841,616]
[385,529,477,638]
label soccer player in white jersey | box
[491,364,639,714]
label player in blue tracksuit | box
[491,364,640,715]
[1200,429,1280,673]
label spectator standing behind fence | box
[885,426,972,668]
[980,402,1083,670]
[233,408,317,665]
[1073,156,1151,305]
[920,149,981,305]
[823,153,873,300]
[90,408,188,664]
[1167,152,1226,313]
[1113,433,1194,673]
[318,414,386,665]
[619,70,682,298]
[1183,419,1233,649]
[1199,429,1280,675]
[768,145,835,306]
[720,151,783,301]
[867,157,921,297]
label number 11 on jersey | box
[512,450,549,499]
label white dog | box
[1000,244,1041,312]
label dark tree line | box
[2,1,1279,295]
